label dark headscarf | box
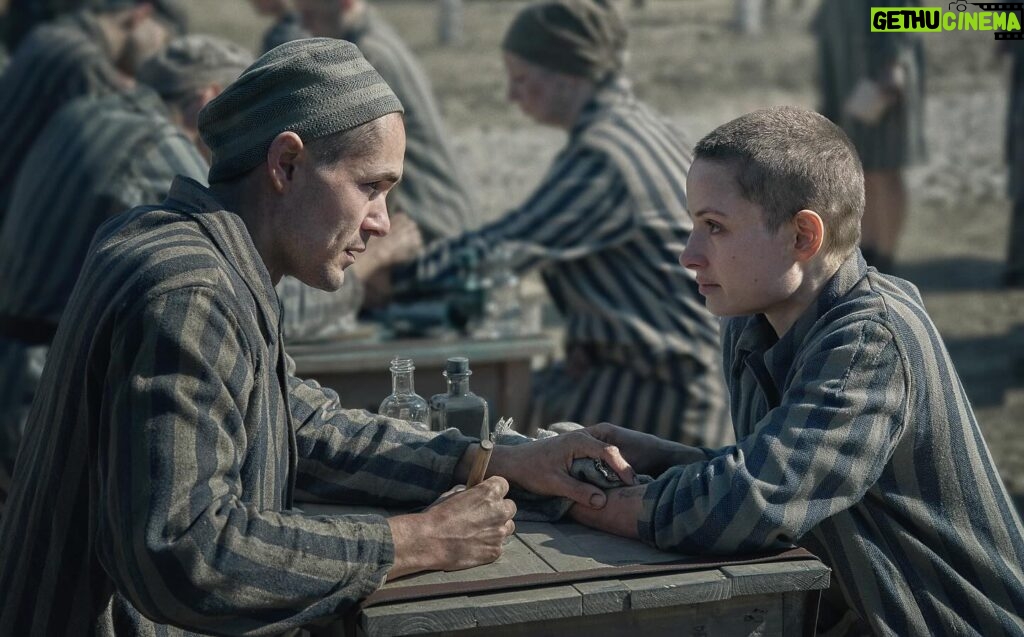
[501,0,627,82]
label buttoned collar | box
[734,251,869,391]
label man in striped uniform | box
[394,0,731,449]
[0,38,635,634]
[572,106,1024,635]
[0,35,253,509]
[295,0,477,243]
[0,0,185,225]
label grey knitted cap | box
[199,38,405,184]
[137,35,253,99]
[502,0,627,82]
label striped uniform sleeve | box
[97,285,394,635]
[408,148,633,285]
[639,317,907,554]
[287,366,472,506]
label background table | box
[288,332,558,433]
[302,504,830,637]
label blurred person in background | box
[0,39,635,633]
[813,0,925,274]
[246,0,308,54]
[0,0,187,226]
[0,35,251,510]
[294,0,477,245]
[394,0,732,449]
[0,0,82,52]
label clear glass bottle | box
[476,243,522,339]
[378,357,430,430]
[430,357,489,437]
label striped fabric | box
[0,177,474,635]
[813,0,926,171]
[261,10,309,54]
[0,10,128,224]
[640,252,1024,636]
[343,7,477,241]
[0,88,208,481]
[400,79,731,448]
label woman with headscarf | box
[396,0,731,448]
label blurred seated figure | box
[393,0,732,449]
[0,35,251,509]
[0,0,187,226]
[247,0,309,53]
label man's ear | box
[792,209,825,262]
[265,132,306,194]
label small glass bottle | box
[476,243,521,339]
[430,357,489,437]
[379,357,430,430]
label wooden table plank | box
[574,580,631,615]
[720,561,831,596]
[515,520,682,571]
[624,570,731,609]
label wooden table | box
[301,504,830,637]
[288,331,558,432]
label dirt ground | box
[187,0,1024,504]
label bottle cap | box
[445,357,470,375]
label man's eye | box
[706,220,722,234]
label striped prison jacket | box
[398,78,732,448]
[342,7,477,242]
[0,9,128,224]
[0,88,209,482]
[640,252,1024,636]
[0,177,476,635]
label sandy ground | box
[187,0,1024,503]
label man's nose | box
[364,201,391,237]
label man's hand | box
[484,431,637,510]
[387,476,516,580]
[583,423,707,476]
[569,484,647,539]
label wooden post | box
[438,0,464,46]
[735,0,764,34]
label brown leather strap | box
[361,546,817,609]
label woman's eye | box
[706,220,722,234]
